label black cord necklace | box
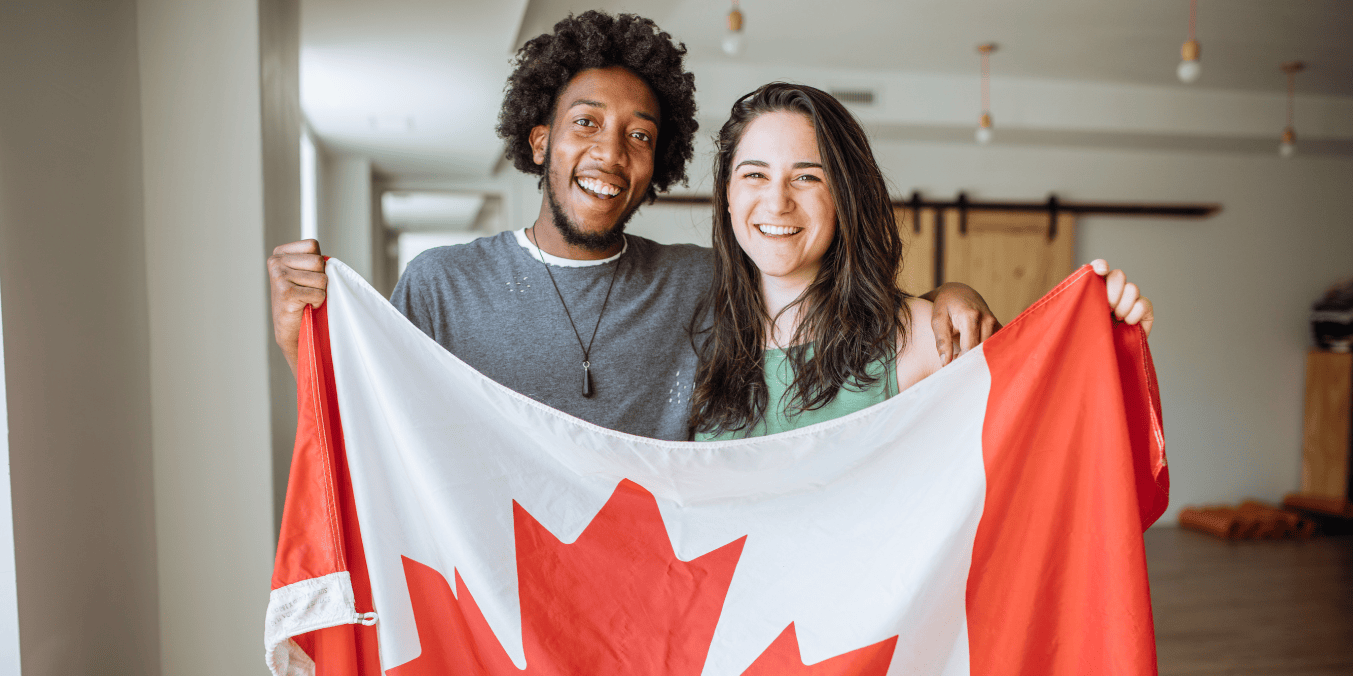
[527,226,623,398]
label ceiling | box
[302,0,1353,181]
[302,0,530,179]
[519,0,1353,95]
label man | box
[268,10,998,441]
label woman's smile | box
[757,224,803,236]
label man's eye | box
[574,118,596,128]
[631,131,651,143]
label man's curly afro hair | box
[497,11,698,203]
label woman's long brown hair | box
[690,83,910,436]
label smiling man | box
[267,11,997,440]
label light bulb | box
[722,32,744,57]
[1177,40,1201,83]
[1177,59,1201,83]
[975,112,993,145]
[723,7,744,57]
[1280,127,1296,158]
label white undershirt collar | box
[513,227,627,267]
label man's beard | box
[543,156,640,252]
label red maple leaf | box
[387,479,897,675]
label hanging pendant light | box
[722,0,745,57]
[1279,61,1304,158]
[975,43,996,145]
[1177,0,1201,83]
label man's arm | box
[922,283,1001,366]
[267,239,328,374]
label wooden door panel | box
[894,206,937,297]
[941,210,1076,325]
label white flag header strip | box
[322,260,990,675]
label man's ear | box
[529,125,549,166]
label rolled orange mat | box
[1179,501,1316,540]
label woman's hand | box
[1091,259,1154,338]
[925,283,1002,365]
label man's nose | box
[589,126,626,169]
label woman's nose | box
[762,178,793,214]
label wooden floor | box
[1146,527,1353,675]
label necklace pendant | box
[582,361,593,398]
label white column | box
[260,0,304,536]
[137,0,287,673]
[318,153,376,282]
[0,0,160,673]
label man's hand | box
[1091,259,1154,338]
[268,239,327,373]
[924,283,1001,365]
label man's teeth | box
[577,177,621,198]
[758,225,802,236]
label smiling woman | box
[692,83,929,440]
[692,84,1156,441]
[727,111,838,291]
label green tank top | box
[695,346,897,441]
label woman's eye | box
[795,174,822,182]
[742,172,765,179]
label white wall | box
[0,0,161,672]
[687,61,1353,152]
[137,0,282,673]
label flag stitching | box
[306,305,345,571]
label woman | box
[691,83,1152,440]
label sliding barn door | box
[941,210,1076,325]
[894,206,938,297]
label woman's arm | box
[895,297,947,394]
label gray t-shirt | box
[391,230,713,441]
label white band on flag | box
[264,571,358,676]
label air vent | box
[830,89,876,106]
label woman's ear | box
[529,124,549,165]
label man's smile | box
[576,175,624,200]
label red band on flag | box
[272,301,382,674]
[966,266,1165,675]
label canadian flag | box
[265,259,1167,676]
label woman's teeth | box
[577,177,621,199]
[758,225,802,236]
